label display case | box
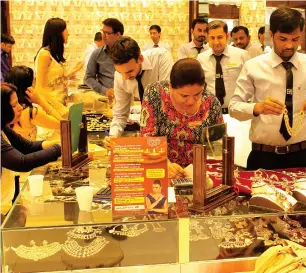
[2,159,306,273]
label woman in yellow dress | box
[34,17,83,139]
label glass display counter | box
[1,159,306,273]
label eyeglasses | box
[101,29,114,36]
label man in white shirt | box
[83,32,104,71]
[231,26,263,58]
[178,18,209,60]
[229,7,306,170]
[107,36,173,138]
[143,25,170,52]
[197,20,250,112]
[258,26,272,54]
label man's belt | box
[252,141,306,154]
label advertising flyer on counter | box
[111,137,168,219]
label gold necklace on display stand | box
[283,108,305,137]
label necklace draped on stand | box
[63,226,109,258]
[283,108,305,136]
[11,240,61,261]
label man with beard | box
[178,18,209,59]
[197,20,250,112]
[231,26,262,58]
[229,7,306,170]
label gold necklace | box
[11,240,61,261]
[63,237,109,258]
[283,108,305,137]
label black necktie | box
[195,47,203,55]
[261,45,265,52]
[153,44,159,48]
[213,54,226,106]
[136,71,145,102]
[280,62,293,141]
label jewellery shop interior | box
[1,0,306,273]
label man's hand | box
[106,88,114,104]
[253,97,285,116]
[168,162,186,179]
[103,136,115,150]
[25,87,42,105]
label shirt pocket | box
[224,65,241,79]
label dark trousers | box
[247,149,306,170]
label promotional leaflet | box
[111,137,168,219]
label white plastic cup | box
[28,175,44,197]
[75,186,94,211]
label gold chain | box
[283,108,305,137]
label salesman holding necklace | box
[229,6,306,170]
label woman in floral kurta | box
[140,59,223,169]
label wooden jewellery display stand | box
[190,136,237,213]
[60,115,91,170]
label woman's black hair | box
[170,58,205,89]
[1,82,17,129]
[4,66,35,120]
[35,17,67,63]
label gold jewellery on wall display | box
[11,240,61,261]
[9,0,189,68]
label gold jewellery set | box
[63,226,109,258]
[11,227,109,261]
[283,107,305,137]
[109,223,149,237]
[11,240,61,261]
[189,220,210,242]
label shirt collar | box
[270,49,299,69]
[191,40,204,49]
[1,49,8,56]
[208,45,230,57]
[102,45,109,52]
[140,54,153,72]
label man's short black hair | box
[94,32,103,41]
[231,26,249,37]
[110,36,140,65]
[191,18,208,30]
[149,25,161,33]
[270,6,304,35]
[207,20,228,34]
[258,26,265,36]
[170,58,205,89]
[102,18,124,35]
[1,33,15,44]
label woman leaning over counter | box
[1,83,61,217]
[140,58,223,178]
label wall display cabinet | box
[9,0,190,70]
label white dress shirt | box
[229,50,306,146]
[110,48,173,137]
[143,41,171,51]
[177,40,209,60]
[84,43,98,70]
[245,42,263,59]
[197,45,250,108]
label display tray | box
[86,113,111,133]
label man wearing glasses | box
[85,18,124,102]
